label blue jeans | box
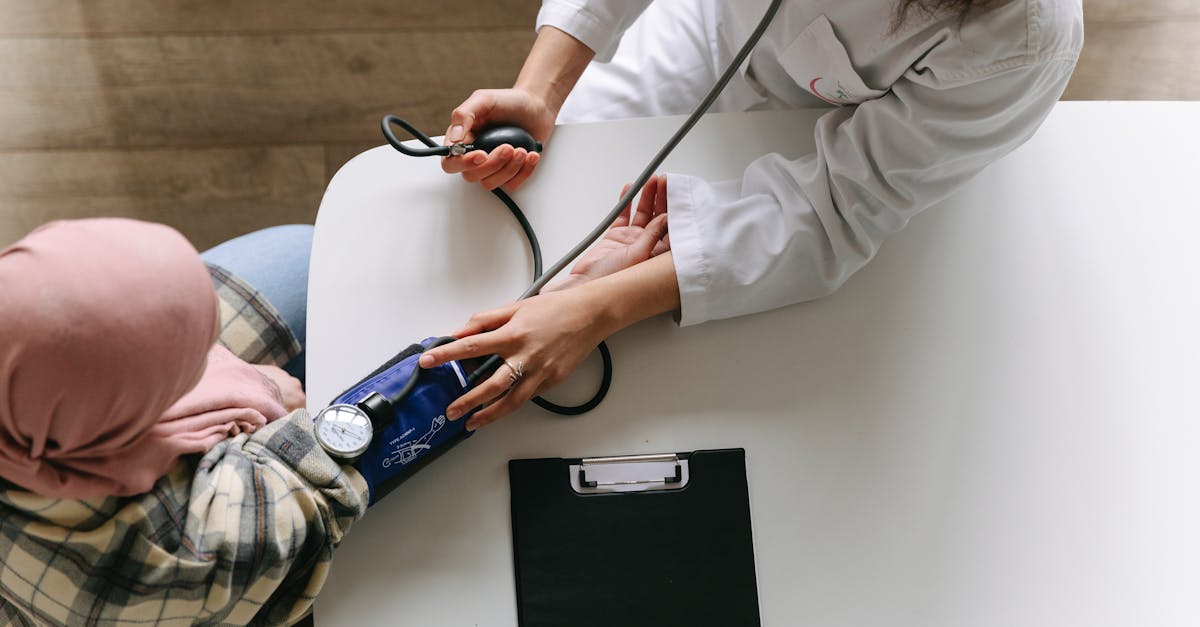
[200,224,312,383]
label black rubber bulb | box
[472,126,543,154]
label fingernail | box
[447,407,463,421]
[449,124,464,142]
[419,354,435,368]
[472,154,487,165]
[466,418,478,431]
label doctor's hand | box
[441,87,555,192]
[419,289,611,431]
[544,175,671,293]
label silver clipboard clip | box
[568,453,690,495]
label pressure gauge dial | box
[313,403,374,462]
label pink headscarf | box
[0,219,288,499]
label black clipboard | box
[508,448,761,627]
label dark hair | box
[894,0,995,29]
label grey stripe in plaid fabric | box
[207,263,302,368]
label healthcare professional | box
[425,0,1085,429]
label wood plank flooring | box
[0,31,538,150]
[1064,0,1200,100]
[0,0,538,249]
[0,1,539,35]
[2,0,1197,249]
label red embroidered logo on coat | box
[809,77,852,105]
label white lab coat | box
[539,0,1084,326]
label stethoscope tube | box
[382,116,457,157]
[378,118,613,415]
[381,115,544,281]
[377,0,782,416]
[522,0,783,298]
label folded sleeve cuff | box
[665,173,715,327]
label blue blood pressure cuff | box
[329,337,476,505]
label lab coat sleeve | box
[666,56,1081,326]
[536,0,653,62]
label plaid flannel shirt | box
[0,412,368,626]
[205,263,302,369]
[0,263,366,625]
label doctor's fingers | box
[481,148,528,191]
[472,354,591,429]
[448,302,522,340]
[446,90,499,144]
[464,373,539,430]
[447,364,520,425]
[459,145,516,184]
[423,302,525,368]
[501,151,541,192]
[420,329,514,370]
[441,150,488,175]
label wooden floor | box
[1,0,1197,249]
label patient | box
[0,219,367,625]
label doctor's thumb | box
[449,92,497,142]
[446,107,477,144]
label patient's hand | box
[251,364,306,411]
[545,175,670,293]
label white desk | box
[309,102,1200,626]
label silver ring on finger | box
[503,358,524,388]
